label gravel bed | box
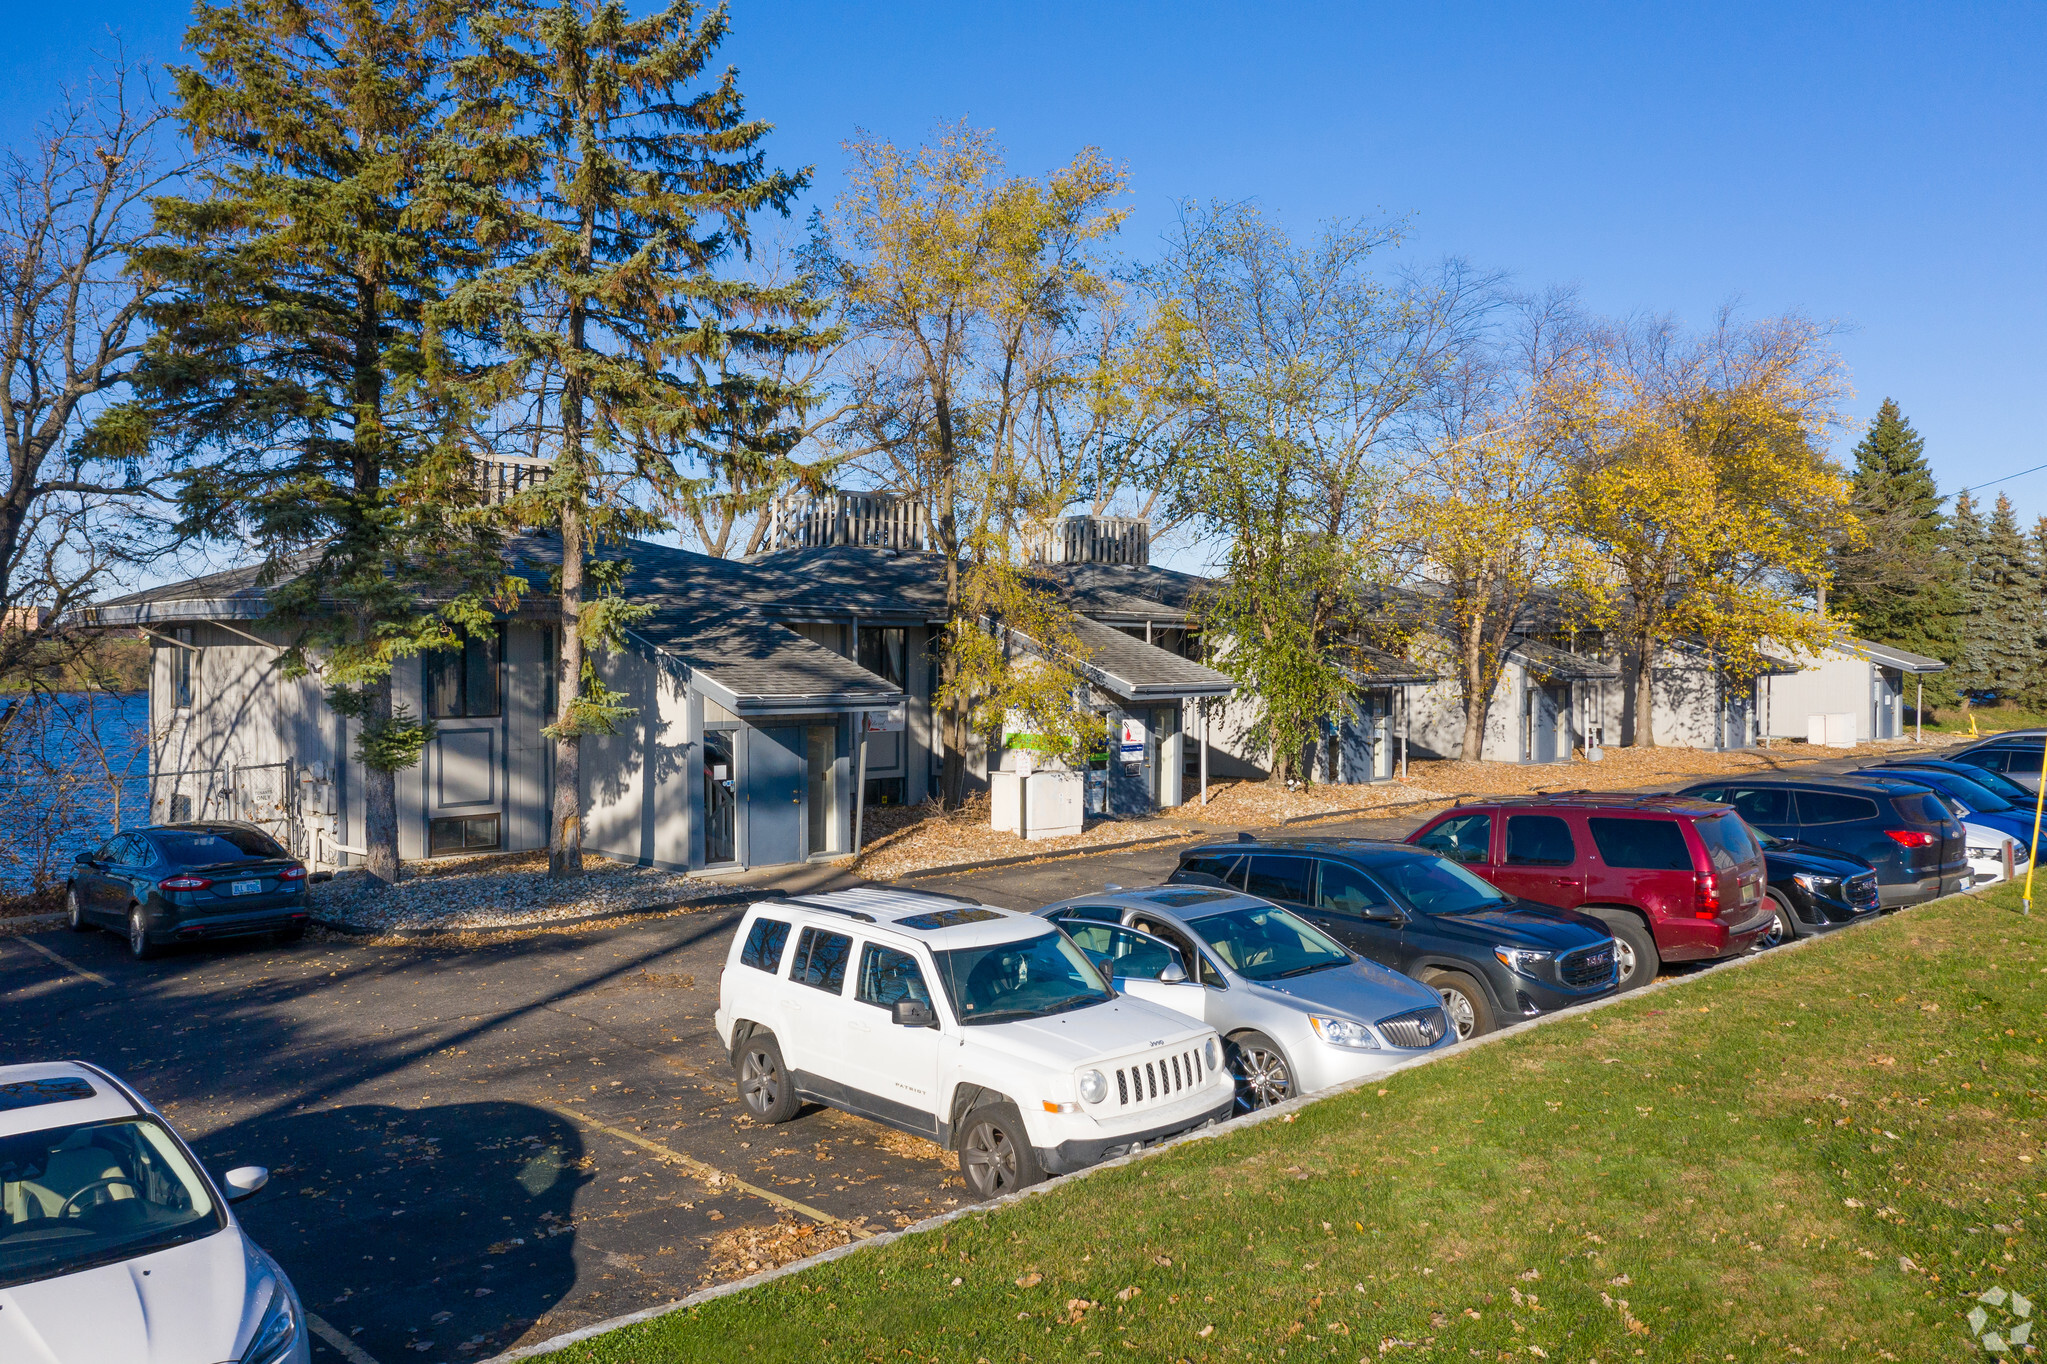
[310,850,727,933]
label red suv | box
[1407,794,1773,990]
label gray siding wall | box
[581,644,695,871]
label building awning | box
[1836,634,1948,674]
[1000,613,1234,703]
[1510,637,1621,682]
[634,616,903,717]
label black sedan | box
[1751,829,1880,949]
[66,822,317,959]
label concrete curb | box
[892,830,1196,881]
[0,912,65,934]
[478,885,1996,1364]
[309,891,765,941]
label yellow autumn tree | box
[1570,310,1859,746]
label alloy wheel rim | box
[1439,987,1478,1039]
[1612,936,1638,982]
[740,1051,779,1114]
[67,891,81,928]
[1236,1048,1291,1110]
[1757,912,1788,951]
[963,1122,1016,1195]
[129,913,145,955]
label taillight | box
[279,865,307,881]
[1884,829,1937,849]
[1694,873,1721,919]
[160,876,212,891]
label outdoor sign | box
[864,703,907,734]
[1119,717,1145,764]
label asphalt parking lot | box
[0,907,974,1363]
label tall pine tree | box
[1829,399,1960,694]
[1956,493,2041,704]
[452,0,808,876]
[138,0,517,882]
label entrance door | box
[747,726,805,866]
[1529,684,1568,763]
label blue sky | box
[9,1,2045,524]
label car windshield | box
[1933,764,2032,804]
[1375,854,1512,915]
[1694,812,1757,871]
[1184,904,1350,981]
[1885,771,2012,813]
[0,1116,223,1290]
[153,829,285,867]
[932,932,1114,1025]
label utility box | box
[1807,713,1856,748]
[1023,769,1084,840]
[990,769,1023,834]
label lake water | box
[0,691,152,892]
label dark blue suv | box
[67,822,314,960]
[1675,776,1968,909]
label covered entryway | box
[1526,682,1570,764]
[746,725,806,865]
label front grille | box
[1560,944,1617,988]
[1105,1047,1205,1109]
[1846,874,1879,910]
[1377,1007,1448,1049]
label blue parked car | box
[1860,764,2039,847]
[66,822,320,960]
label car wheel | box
[65,885,93,932]
[1598,914,1659,991]
[1420,970,1494,1040]
[1752,893,1797,952]
[733,1030,801,1124]
[1225,1030,1295,1112]
[127,904,160,961]
[956,1102,1044,1200]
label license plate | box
[1740,882,1759,904]
[232,880,261,896]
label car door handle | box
[1557,877,1584,888]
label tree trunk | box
[362,675,400,883]
[551,492,586,877]
[935,412,966,811]
[1459,629,1489,761]
[1631,633,1658,749]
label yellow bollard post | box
[2025,733,2046,917]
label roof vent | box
[1028,516,1150,566]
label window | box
[1693,813,1756,871]
[151,828,285,866]
[1587,817,1693,870]
[1183,904,1349,982]
[1376,854,1511,915]
[0,1117,225,1288]
[425,626,502,719]
[169,629,194,710]
[1063,923,1184,981]
[788,926,853,994]
[739,917,791,972]
[855,944,931,1009]
[2002,748,2045,776]
[428,812,501,855]
[1175,854,1243,888]
[1417,812,1492,865]
[703,730,737,865]
[857,627,907,688]
[1244,854,1314,904]
[1317,861,1396,915]
[1053,904,1126,924]
[933,933,1113,1024]
[1718,787,1791,823]
[1795,791,1879,825]
[1505,815,1576,867]
[1890,792,1953,824]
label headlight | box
[1308,1016,1379,1049]
[1204,1037,1220,1071]
[1077,1068,1108,1105]
[1493,946,1553,977]
[243,1280,299,1364]
[1791,873,1840,895]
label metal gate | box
[148,760,305,857]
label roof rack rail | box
[781,897,876,924]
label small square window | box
[429,812,501,855]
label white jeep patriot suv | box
[715,889,1235,1199]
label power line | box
[1963,459,2047,494]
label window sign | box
[864,704,906,733]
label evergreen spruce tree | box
[1967,494,2040,703]
[1829,399,1960,694]
[453,0,808,876]
[1948,492,1989,701]
[136,0,516,882]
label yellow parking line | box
[14,936,111,987]
[550,1105,870,1237]
[305,1311,383,1364]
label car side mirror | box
[891,999,936,1028]
[309,871,333,883]
[1157,960,1189,983]
[1359,905,1403,922]
[222,1166,269,1202]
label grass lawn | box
[1915,706,2047,738]
[537,888,2045,1363]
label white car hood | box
[0,1226,256,1364]
[968,998,1210,1068]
